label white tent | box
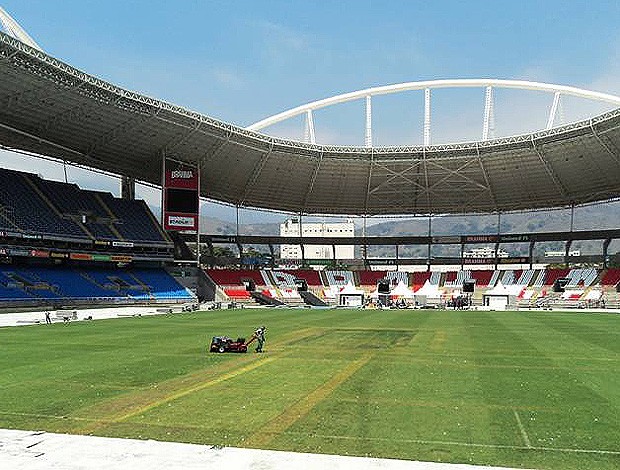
[483,280,515,310]
[390,281,415,298]
[338,282,365,307]
[415,280,441,299]
[485,280,510,295]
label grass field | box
[1,308,620,469]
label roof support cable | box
[530,135,570,200]
[240,141,274,206]
[475,142,498,210]
[302,148,323,212]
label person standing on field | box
[255,326,266,353]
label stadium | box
[0,4,620,470]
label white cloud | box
[211,66,245,89]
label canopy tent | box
[482,280,516,310]
[415,280,442,299]
[338,282,365,307]
[390,281,415,299]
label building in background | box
[280,218,355,260]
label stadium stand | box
[324,270,355,286]
[411,272,432,291]
[543,268,570,285]
[385,271,410,286]
[203,267,620,308]
[0,168,169,245]
[0,169,86,239]
[204,269,265,287]
[469,270,494,286]
[601,268,620,287]
[358,270,387,287]
[0,266,193,304]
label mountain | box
[198,202,619,256]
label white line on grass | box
[283,432,620,456]
[513,409,531,448]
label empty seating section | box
[500,270,516,285]
[385,271,409,286]
[269,270,298,287]
[533,270,546,287]
[517,269,535,286]
[260,270,274,287]
[98,194,165,243]
[544,269,570,285]
[488,270,500,287]
[444,270,469,287]
[358,270,387,286]
[565,268,598,288]
[429,272,441,285]
[132,269,194,300]
[411,272,431,290]
[284,270,323,286]
[0,168,167,244]
[224,288,251,299]
[325,270,354,286]
[602,269,620,286]
[31,179,116,239]
[205,269,265,288]
[0,169,85,238]
[0,267,192,302]
[469,270,494,286]
[204,268,619,307]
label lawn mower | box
[209,328,263,353]
[209,336,248,353]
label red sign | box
[30,250,50,258]
[164,167,199,189]
[69,253,93,260]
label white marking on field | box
[284,431,620,456]
[0,428,528,470]
[513,409,532,448]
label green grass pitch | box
[1,308,619,469]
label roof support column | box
[494,212,501,271]
[564,239,573,268]
[195,158,201,266]
[236,205,240,238]
[120,175,135,200]
[299,212,305,267]
[427,214,432,272]
[482,86,495,141]
[546,92,561,129]
[160,150,166,224]
[304,109,316,144]
[603,238,611,269]
[424,88,431,146]
[362,215,368,261]
[395,244,399,271]
[365,95,372,148]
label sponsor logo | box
[432,236,461,244]
[167,215,196,227]
[112,241,134,248]
[171,170,194,179]
[465,235,498,243]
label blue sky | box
[1,0,620,223]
